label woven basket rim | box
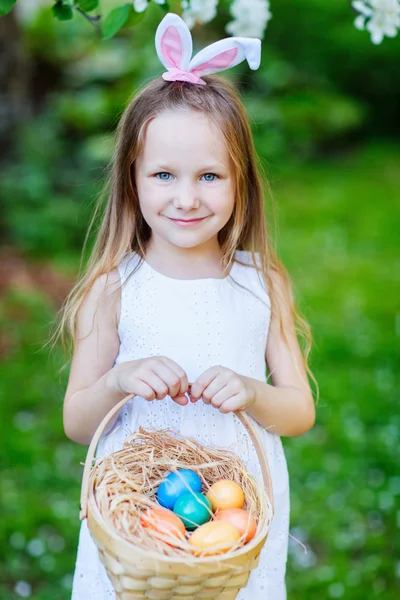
[88,470,272,565]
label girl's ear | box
[155,13,193,72]
[188,37,261,77]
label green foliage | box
[0,0,15,14]
[125,4,148,27]
[1,110,103,259]
[0,0,16,15]
[267,0,400,135]
[0,289,83,599]
[245,81,367,160]
[76,0,99,11]
[52,1,74,21]
[273,144,399,599]
[102,3,133,39]
[158,0,171,13]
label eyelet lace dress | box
[71,250,290,600]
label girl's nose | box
[172,183,200,211]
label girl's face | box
[134,109,236,253]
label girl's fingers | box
[159,357,189,396]
[219,393,244,414]
[130,379,157,401]
[200,374,230,405]
[190,367,220,400]
[137,370,169,400]
[171,394,189,407]
[150,363,181,398]
[189,383,199,403]
[208,383,233,409]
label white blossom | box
[15,0,52,23]
[14,581,31,598]
[133,0,166,13]
[352,0,400,44]
[181,0,219,30]
[226,0,272,39]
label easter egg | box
[189,521,241,556]
[213,508,257,543]
[206,480,245,511]
[157,469,202,510]
[139,508,186,544]
[173,492,212,531]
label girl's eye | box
[154,172,219,182]
[155,172,172,180]
[202,173,218,182]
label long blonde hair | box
[52,74,318,400]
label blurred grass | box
[1,140,398,599]
[275,142,399,598]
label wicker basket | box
[80,394,274,600]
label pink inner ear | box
[193,47,238,73]
[160,26,183,68]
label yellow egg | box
[189,521,241,556]
[206,480,244,511]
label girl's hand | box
[109,356,190,406]
[189,366,256,414]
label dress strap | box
[117,252,141,287]
[234,250,271,308]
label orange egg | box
[213,508,257,543]
[189,521,241,556]
[140,508,185,544]
[206,480,244,511]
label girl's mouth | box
[167,216,208,227]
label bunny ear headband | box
[155,13,262,86]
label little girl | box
[62,13,316,600]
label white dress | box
[71,250,290,600]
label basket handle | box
[80,393,274,520]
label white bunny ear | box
[188,37,261,77]
[155,13,193,72]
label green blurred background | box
[0,1,399,598]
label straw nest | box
[92,427,272,559]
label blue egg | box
[157,469,202,510]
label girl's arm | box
[63,269,127,445]
[63,270,190,445]
[245,271,316,437]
